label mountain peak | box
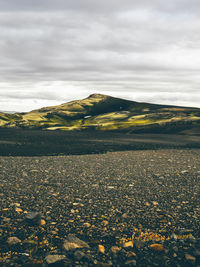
[87,93,108,99]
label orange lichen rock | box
[149,244,165,251]
[98,245,105,254]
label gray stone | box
[45,254,66,264]
[25,212,41,225]
[63,234,89,251]
[125,259,137,266]
[7,237,21,245]
[74,250,85,260]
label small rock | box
[152,201,159,206]
[172,246,178,253]
[45,255,66,264]
[7,237,21,245]
[110,246,121,254]
[63,234,89,251]
[149,244,165,251]
[126,251,136,258]
[102,220,109,226]
[15,207,23,213]
[3,217,10,222]
[11,203,20,207]
[187,235,196,243]
[25,212,41,225]
[50,231,58,235]
[170,233,177,241]
[83,222,91,228]
[107,186,115,189]
[123,241,133,248]
[179,228,194,235]
[98,245,105,254]
[74,250,85,260]
[40,219,46,226]
[125,259,137,266]
[193,250,200,257]
[185,253,196,262]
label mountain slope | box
[1,94,200,133]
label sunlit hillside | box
[0,94,200,134]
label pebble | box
[40,219,46,225]
[25,212,41,225]
[98,245,105,254]
[83,222,91,228]
[74,250,86,260]
[110,246,121,254]
[149,244,165,251]
[123,241,133,248]
[126,251,136,258]
[7,236,21,245]
[185,253,196,262]
[63,234,89,251]
[45,254,66,264]
[125,259,137,266]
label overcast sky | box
[0,0,200,111]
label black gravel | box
[0,148,200,266]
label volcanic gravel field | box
[0,148,200,266]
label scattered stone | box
[0,147,199,266]
[63,234,89,251]
[170,233,177,240]
[83,222,91,228]
[107,186,115,189]
[50,231,58,235]
[45,254,66,264]
[172,246,178,253]
[74,250,85,260]
[11,203,21,207]
[185,253,196,262]
[3,217,10,222]
[149,244,165,251]
[98,245,105,254]
[193,250,200,257]
[187,235,196,243]
[126,251,136,258]
[102,220,109,226]
[15,207,23,213]
[123,241,133,248]
[179,229,194,234]
[7,237,21,245]
[25,212,41,225]
[110,246,121,254]
[125,259,137,266]
[152,201,159,206]
[40,219,46,226]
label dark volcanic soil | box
[0,128,200,156]
[0,149,200,266]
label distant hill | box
[0,93,200,134]
[0,110,16,114]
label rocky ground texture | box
[0,149,200,266]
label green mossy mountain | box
[1,93,200,133]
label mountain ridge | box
[0,94,200,133]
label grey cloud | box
[0,0,200,111]
[0,0,200,14]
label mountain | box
[0,110,16,114]
[0,93,200,134]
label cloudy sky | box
[0,0,200,111]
